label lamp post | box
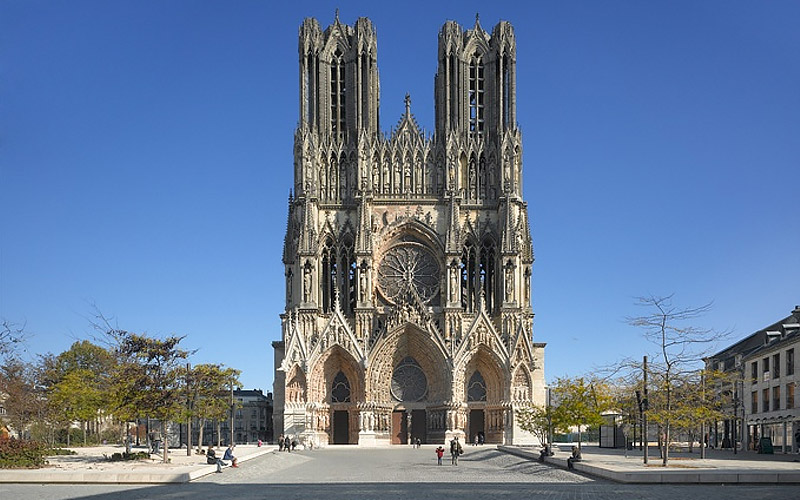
[643,355,649,465]
[230,382,235,447]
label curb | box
[0,447,276,484]
[496,445,800,484]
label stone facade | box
[273,14,545,446]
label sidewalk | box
[0,444,276,484]
[499,444,800,484]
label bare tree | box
[626,294,728,466]
[1,319,27,360]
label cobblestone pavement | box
[1,445,797,499]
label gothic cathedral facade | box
[273,15,545,446]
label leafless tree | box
[626,294,729,466]
[1,319,27,360]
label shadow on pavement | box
[17,481,797,500]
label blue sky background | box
[2,0,798,391]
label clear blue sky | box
[2,0,798,391]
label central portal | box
[390,409,428,444]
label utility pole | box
[643,355,648,465]
[733,375,741,455]
[186,362,192,457]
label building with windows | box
[742,307,800,453]
[273,14,545,447]
[231,389,273,444]
[706,306,800,453]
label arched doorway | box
[467,370,487,444]
[390,357,428,444]
[367,324,450,445]
[309,345,364,445]
[331,371,351,444]
[463,346,506,444]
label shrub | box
[0,437,48,468]
[108,451,149,462]
[47,448,77,456]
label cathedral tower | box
[274,14,544,447]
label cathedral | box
[273,14,545,446]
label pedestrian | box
[224,444,238,467]
[278,434,284,451]
[567,446,582,470]
[435,446,444,465]
[473,435,479,446]
[415,437,421,448]
[450,437,462,465]
[258,439,262,447]
[291,438,298,451]
[285,435,291,452]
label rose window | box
[378,243,440,304]
[390,357,428,402]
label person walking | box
[435,446,444,465]
[284,435,291,452]
[450,437,462,466]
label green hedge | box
[0,437,48,468]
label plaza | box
[1,446,798,500]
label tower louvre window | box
[305,54,314,125]
[469,52,484,134]
[502,54,510,129]
[330,49,346,135]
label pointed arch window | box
[468,370,487,402]
[480,239,497,314]
[461,241,477,312]
[331,370,351,403]
[330,49,346,135]
[502,54,511,130]
[320,238,338,313]
[341,237,355,314]
[469,51,484,135]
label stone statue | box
[303,265,312,303]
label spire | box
[335,8,340,23]
[404,93,411,116]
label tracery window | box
[330,49,346,135]
[378,243,440,305]
[467,370,487,402]
[320,238,337,313]
[391,357,428,402]
[342,237,355,313]
[480,239,496,314]
[331,370,351,403]
[469,51,484,135]
[461,241,477,312]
